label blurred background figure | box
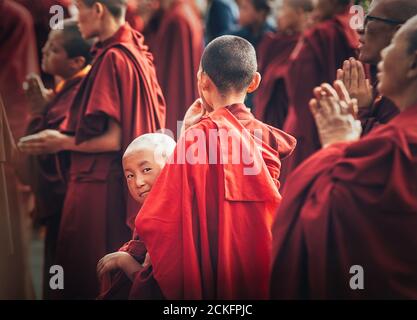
[205,0,239,43]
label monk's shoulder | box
[3,0,34,29]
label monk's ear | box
[407,50,417,79]
[69,56,87,71]
[246,72,261,94]
[94,2,105,17]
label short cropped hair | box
[201,35,257,94]
[82,0,127,18]
[61,19,93,65]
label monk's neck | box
[98,18,126,42]
[209,94,246,112]
[393,85,417,111]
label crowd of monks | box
[1,0,417,300]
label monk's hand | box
[97,252,142,281]
[310,81,362,148]
[22,73,54,114]
[181,98,207,134]
[336,58,373,110]
[17,129,69,154]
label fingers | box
[342,60,351,88]
[309,98,319,116]
[333,80,351,103]
[350,58,359,92]
[319,83,339,100]
[356,60,366,85]
[336,68,344,82]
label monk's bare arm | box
[62,119,122,153]
[18,119,121,154]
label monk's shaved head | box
[402,15,417,54]
[82,0,128,18]
[123,133,176,163]
[286,0,314,11]
[375,0,417,22]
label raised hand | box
[181,98,207,134]
[22,73,54,114]
[18,129,68,155]
[336,57,373,110]
[310,80,362,148]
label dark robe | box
[0,0,39,140]
[136,104,296,299]
[24,70,88,299]
[152,0,204,137]
[280,11,359,185]
[270,103,417,299]
[55,23,166,299]
[254,32,299,128]
[359,65,400,135]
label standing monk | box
[254,0,313,128]
[136,36,296,299]
[19,0,166,299]
[280,0,359,183]
[270,16,417,299]
[337,0,417,135]
[154,0,204,137]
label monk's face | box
[123,148,164,205]
[277,2,308,33]
[311,0,336,22]
[358,0,402,65]
[237,0,267,27]
[75,0,101,39]
[377,25,414,106]
[42,30,75,79]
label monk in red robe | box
[336,0,417,135]
[153,0,204,137]
[280,0,359,184]
[0,0,38,299]
[96,133,176,300]
[254,0,313,128]
[21,20,93,300]
[270,16,417,299]
[19,0,166,299]
[134,36,296,299]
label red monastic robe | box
[24,68,90,299]
[55,23,166,299]
[135,104,296,299]
[254,32,299,129]
[280,12,359,184]
[0,0,39,140]
[270,104,417,299]
[152,0,204,137]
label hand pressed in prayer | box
[181,98,207,134]
[309,80,362,148]
[337,58,373,110]
[17,129,68,154]
[22,73,54,114]
[97,252,143,282]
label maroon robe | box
[280,12,359,185]
[136,104,296,299]
[55,23,166,299]
[270,103,417,299]
[152,0,204,138]
[0,0,39,140]
[24,73,87,299]
[254,32,299,129]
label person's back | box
[135,35,296,299]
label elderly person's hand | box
[310,80,362,148]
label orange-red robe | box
[270,104,417,299]
[152,0,204,137]
[281,12,359,184]
[55,23,166,299]
[254,32,299,129]
[136,103,296,299]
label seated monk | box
[270,15,417,299]
[96,133,176,300]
